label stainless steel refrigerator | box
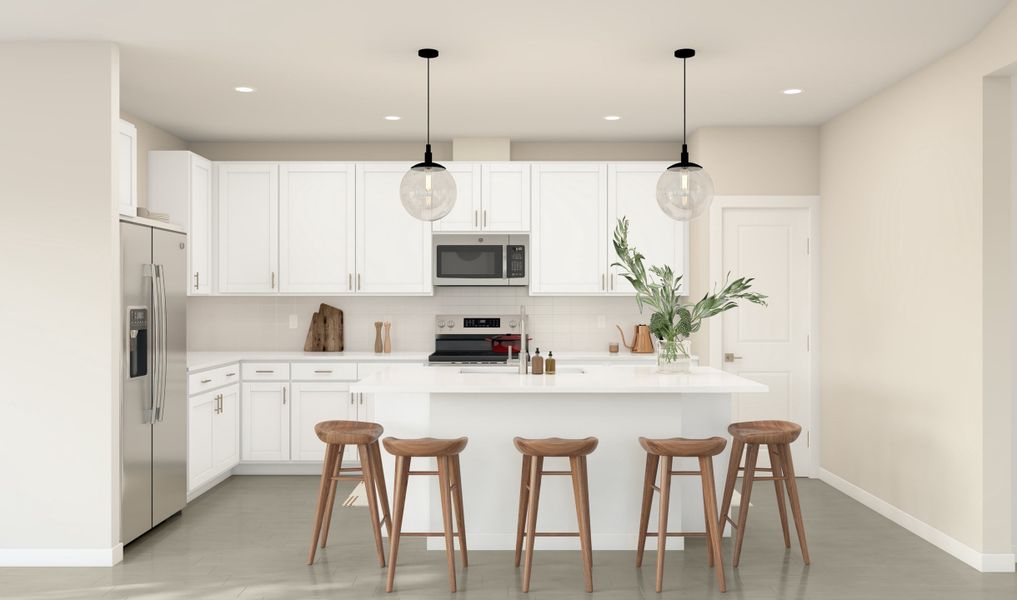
[120,218,187,544]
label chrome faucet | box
[518,306,528,374]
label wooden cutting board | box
[304,303,344,352]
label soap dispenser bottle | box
[531,348,544,375]
[546,351,556,375]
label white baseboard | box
[0,544,123,567]
[187,470,233,503]
[818,468,1015,573]
[231,462,325,475]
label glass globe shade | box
[656,165,714,221]
[400,164,457,222]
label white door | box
[607,163,689,295]
[189,155,213,295]
[718,204,813,473]
[530,163,608,294]
[482,162,530,232]
[355,163,433,294]
[241,382,290,461]
[187,390,216,491]
[212,384,240,473]
[432,163,481,232]
[218,163,279,293]
[290,382,354,461]
[279,163,356,294]
[118,119,137,216]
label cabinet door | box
[529,163,608,294]
[118,119,137,216]
[607,163,689,295]
[188,390,216,491]
[482,162,530,232]
[355,163,433,294]
[217,163,279,293]
[212,384,240,473]
[279,163,356,293]
[431,163,482,232]
[290,382,354,461]
[189,155,213,295]
[241,382,290,461]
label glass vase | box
[657,336,692,373]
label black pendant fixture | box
[400,48,457,222]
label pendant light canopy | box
[401,48,457,222]
[657,48,714,221]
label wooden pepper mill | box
[374,321,383,353]
[383,322,392,353]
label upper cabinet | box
[278,163,356,294]
[607,163,689,296]
[355,163,433,294]
[118,119,138,217]
[217,163,280,293]
[529,163,608,294]
[148,151,213,295]
[432,162,530,232]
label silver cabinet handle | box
[350,395,354,406]
[314,370,332,374]
[194,272,199,290]
[348,273,352,291]
[601,273,606,290]
[200,378,212,384]
[357,273,361,290]
[271,272,276,289]
[610,274,614,291]
[483,210,487,228]
[282,387,287,404]
[359,393,363,406]
[474,210,478,227]
[255,370,274,373]
[226,372,236,377]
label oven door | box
[434,238,508,286]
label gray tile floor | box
[1,475,1014,599]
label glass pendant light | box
[657,48,713,221]
[400,48,456,221]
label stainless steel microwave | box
[432,234,528,287]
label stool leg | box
[386,455,411,593]
[570,456,593,593]
[450,454,469,568]
[768,444,791,548]
[359,444,386,568]
[701,464,715,567]
[732,443,759,568]
[719,439,744,535]
[699,456,726,593]
[369,442,393,537]
[307,443,340,564]
[779,443,811,565]
[636,452,659,567]
[320,444,345,548]
[436,456,458,593]
[655,455,673,593]
[522,456,544,593]
[514,455,532,568]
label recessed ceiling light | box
[384,115,401,121]
[234,86,256,93]
[603,115,621,121]
[783,88,803,95]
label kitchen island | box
[350,364,766,551]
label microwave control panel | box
[507,245,526,278]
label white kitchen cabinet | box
[212,384,240,473]
[217,163,279,293]
[279,163,356,294]
[148,151,214,295]
[241,382,290,461]
[188,379,239,493]
[529,163,608,294]
[431,163,482,232]
[289,382,354,461]
[433,162,529,232]
[607,163,689,295]
[355,163,433,294]
[118,119,138,217]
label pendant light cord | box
[426,57,431,146]
[682,56,687,145]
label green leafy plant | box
[612,217,768,362]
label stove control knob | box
[509,320,518,328]
[447,321,455,329]
[437,320,446,328]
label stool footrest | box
[645,532,708,538]
[398,531,463,537]
[724,515,738,527]
[520,531,581,538]
[670,470,703,476]
[540,470,573,476]
[409,470,438,476]
[751,476,786,482]
[332,475,365,482]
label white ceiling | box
[0,0,1007,142]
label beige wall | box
[0,43,120,562]
[120,112,187,208]
[821,3,1017,555]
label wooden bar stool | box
[636,436,727,593]
[718,420,810,567]
[307,420,392,566]
[383,436,469,593]
[513,436,598,593]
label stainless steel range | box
[427,314,530,364]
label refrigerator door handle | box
[143,264,158,424]
[155,264,168,422]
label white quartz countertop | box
[349,365,766,395]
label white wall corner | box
[819,469,1015,573]
[0,544,123,567]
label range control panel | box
[435,314,521,334]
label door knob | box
[724,353,743,363]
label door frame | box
[708,195,821,476]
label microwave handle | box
[502,245,508,280]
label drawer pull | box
[314,370,333,374]
[226,372,236,377]
[255,370,274,373]
[200,378,212,384]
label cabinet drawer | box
[188,363,240,395]
[291,362,357,381]
[241,363,290,381]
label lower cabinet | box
[188,383,240,492]
[290,382,355,461]
[241,382,290,461]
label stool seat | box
[728,420,801,445]
[314,420,383,446]
[383,436,469,457]
[513,436,598,457]
[639,436,727,457]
